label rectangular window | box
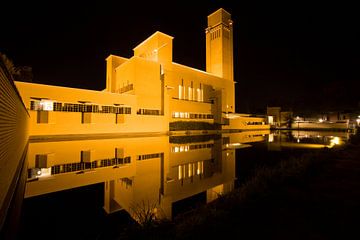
[188,163,193,177]
[37,111,49,123]
[35,154,48,168]
[178,165,183,180]
[81,150,91,163]
[115,148,124,159]
[39,100,54,111]
[178,85,183,99]
[188,87,193,101]
[82,112,91,124]
[197,161,204,175]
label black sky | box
[1,1,359,113]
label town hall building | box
[15,8,268,137]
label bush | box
[170,134,221,144]
[169,121,221,131]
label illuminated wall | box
[15,8,268,137]
[206,8,235,109]
[0,57,29,234]
[15,81,168,136]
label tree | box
[0,53,33,82]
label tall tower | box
[206,8,234,82]
[206,8,235,114]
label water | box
[18,130,352,239]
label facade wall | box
[133,31,173,67]
[223,117,270,130]
[15,81,168,136]
[166,63,235,114]
[206,8,234,82]
[133,57,162,110]
[0,58,29,233]
[106,55,128,92]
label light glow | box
[40,100,53,111]
[330,137,340,145]
[268,133,274,142]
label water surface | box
[19,130,351,239]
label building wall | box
[223,116,270,130]
[167,63,235,114]
[267,107,281,124]
[0,58,29,234]
[133,31,173,67]
[206,8,234,82]
[105,55,128,92]
[15,81,168,136]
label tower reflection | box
[25,131,269,221]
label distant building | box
[15,8,268,137]
[292,111,359,130]
[267,107,292,127]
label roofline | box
[133,31,174,51]
[14,81,136,98]
[207,8,231,18]
[105,54,128,61]
[172,62,233,81]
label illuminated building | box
[15,8,269,137]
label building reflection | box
[25,130,269,221]
[267,130,350,150]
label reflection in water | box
[25,130,268,222]
[268,130,350,150]
[24,129,351,224]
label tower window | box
[178,85,183,99]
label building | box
[15,8,268,137]
[267,107,292,128]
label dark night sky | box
[1,1,359,113]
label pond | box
[18,130,352,239]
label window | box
[40,100,53,111]
[136,153,161,161]
[82,112,91,124]
[115,148,124,159]
[35,154,48,168]
[137,109,161,115]
[178,85,183,99]
[81,150,91,163]
[37,111,48,123]
[197,88,203,102]
[188,87,193,100]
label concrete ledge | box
[29,132,168,142]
